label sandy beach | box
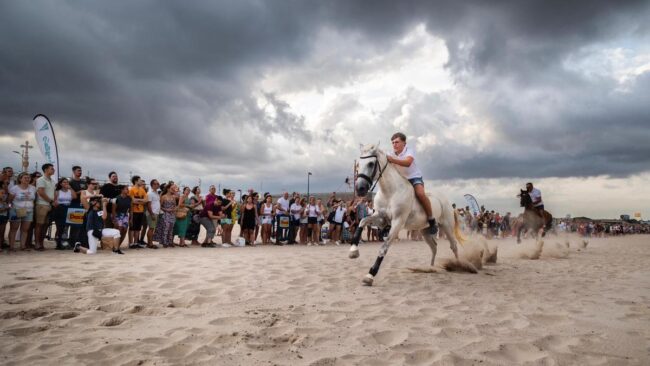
[1,234,649,365]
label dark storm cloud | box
[1,0,649,184]
[0,0,315,163]
[321,0,650,178]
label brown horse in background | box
[517,190,553,243]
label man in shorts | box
[128,176,148,248]
[35,163,56,250]
[146,179,160,247]
[100,171,121,228]
[386,132,438,235]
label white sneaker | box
[335,241,341,245]
[221,244,232,248]
[307,243,312,246]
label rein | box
[358,154,389,193]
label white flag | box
[32,114,59,179]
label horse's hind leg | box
[422,232,438,266]
[439,220,459,259]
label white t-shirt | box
[277,197,290,214]
[147,191,161,215]
[529,188,543,207]
[290,203,302,220]
[334,206,346,223]
[388,145,422,179]
[10,185,36,209]
[308,204,320,218]
[36,176,55,205]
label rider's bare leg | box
[414,184,437,235]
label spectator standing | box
[299,198,309,244]
[0,181,9,249]
[128,176,148,247]
[53,178,76,249]
[240,195,258,246]
[317,198,326,243]
[289,197,302,244]
[68,166,87,247]
[366,200,375,242]
[185,186,202,246]
[173,187,191,247]
[112,185,132,248]
[100,172,121,228]
[145,180,161,248]
[7,172,36,250]
[220,190,235,246]
[34,163,56,250]
[276,192,290,243]
[1,167,16,190]
[329,200,346,244]
[307,196,321,245]
[153,183,178,248]
[260,194,275,244]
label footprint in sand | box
[100,316,126,327]
[404,349,436,365]
[4,324,51,336]
[483,343,548,364]
[1,308,50,320]
[359,330,409,347]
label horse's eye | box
[368,162,374,168]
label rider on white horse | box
[386,132,438,235]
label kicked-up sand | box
[1,234,649,365]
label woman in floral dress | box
[153,182,178,247]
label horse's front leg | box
[349,213,387,259]
[362,218,404,286]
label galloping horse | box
[517,190,553,243]
[349,143,464,286]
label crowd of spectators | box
[557,220,650,237]
[2,165,648,254]
[0,165,382,254]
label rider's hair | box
[391,132,407,142]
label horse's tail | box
[453,210,466,245]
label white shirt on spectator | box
[277,197,290,214]
[10,185,36,209]
[334,206,346,223]
[290,203,302,220]
[148,190,161,215]
[36,175,55,205]
[308,204,320,218]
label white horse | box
[349,143,464,286]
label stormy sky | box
[2,1,650,218]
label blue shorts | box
[408,177,424,186]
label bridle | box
[357,153,389,193]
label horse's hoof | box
[362,274,374,286]
[349,246,359,259]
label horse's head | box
[356,142,381,197]
[519,189,532,208]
